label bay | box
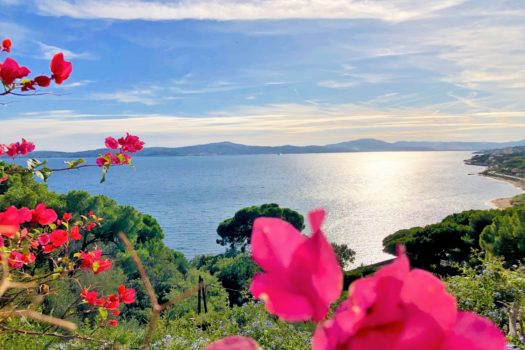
[42,151,522,266]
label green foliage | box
[331,243,356,270]
[446,256,525,332]
[192,252,260,307]
[216,203,305,251]
[480,207,525,265]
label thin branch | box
[0,324,109,344]
[0,309,77,331]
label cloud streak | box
[4,101,524,151]
[34,0,466,22]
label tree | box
[216,203,305,251]
[331,243,356,269]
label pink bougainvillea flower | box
[105,137,119,150]
[0,206,31,238]
[50,53,72,84]
[312,252,506,350]
[6,142,19,158]
[204,336,262,350]
[34,75,51,87]
[70,225,81,240]
[93,258,112,274]
[104,294,120,310]
[250,209,342,322]
[62,212,72,222]
[31,203,58,226]
[21,80,35,92]
[0,175,8,184]
[2,38,12,52]
[118,284,135,304]
[18,138,35,155]
[50,229,68,247]
[117,133,145,153]
[0,58,30,85]
[81,289,99,306]
[7,251,35,268]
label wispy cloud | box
[91,88,159,105]
[34,0,466,22]
[36,42,94,60]
[6,100,524,151]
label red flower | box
[250,209,342,322]
[96,156,107,167]
[117,133,144,153]
[112,309,121,316]
[94,259,112,274]
[0,206,31,238]
[0,58,30,85]
[34,75,51,87]
[70,225,82,240]
[108,320,118,327]
[63,212,72,222]
[19,138,35,155]
[50,229,68,247]
[50,53,72,84]
[81,289,99,306]
[7,251,35,268]
[6,143,19,158]
[2,39,12,53]
[21,80,35,92]
[104,294,120,309]
[312,252,506,350]
[204,337,262,350]
[0,175,8,184]
[105,137,119,150]
[79,249,111,274]
[32,203,58,226]
[118,285,135,304]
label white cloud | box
[4,101,524,151]
[37,42,93,60]
[318,80,358,89]
[34,0,466,22]
[91,88,159,105]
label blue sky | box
[0,0,524,150]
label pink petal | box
[288,229,343,321]
[440,312,506,350]
[204,336,261,350]
[308,209,326,233]
[251,217,307,272]
[250,273,314,321]
[401,269,457,331]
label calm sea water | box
[42,152,522,266]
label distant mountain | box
[31,139,525,158]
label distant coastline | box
[482,173,525,209]
[31,138,525,158]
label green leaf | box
[64,158,86,169]
[98,307,108,320]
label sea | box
[40,151,522,266]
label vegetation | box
[216,203,305,252]
[467,146,525,179]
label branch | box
[118,231,200,350]
[0,324,109,344]
[0,309,77,331]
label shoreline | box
[481,172,525,209]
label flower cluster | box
[81,284,136,327]
[205,209,506,350]
[0,38,72,94]
[0,138,35,159]
[0,203,101,266]
[77,249,112,274]
[96,133,145,167]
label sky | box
[0,0,524,151]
